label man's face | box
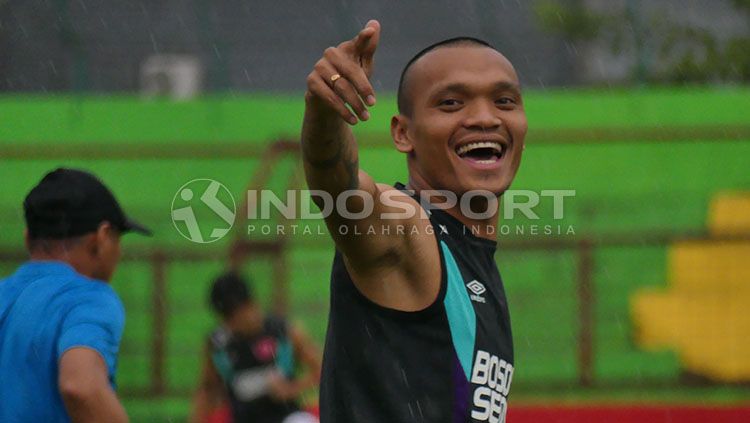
[398,45,527,197]
[227,302,263,336]
[94,228,121,281]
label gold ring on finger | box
[330,73,342,85]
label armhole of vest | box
[343,228,448,321]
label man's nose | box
[462,101,503,130]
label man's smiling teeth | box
[455,141,504,157]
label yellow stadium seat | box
[630,191,750,382]
[668,241,750,293]
[632,292,750,382]
[631,289,684,350]
[708,192,750,235]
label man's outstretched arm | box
[301,20,394,268]
[300,20,440,310]
[301,21,378,200]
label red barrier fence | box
[508,405,750,423]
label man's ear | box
[23,229,30,251]
[91,222,113,256]
[80,231,98,257]
[391,115,414,154]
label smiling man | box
[301,20,527,423]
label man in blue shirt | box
[0,168,151,422]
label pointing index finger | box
[355,20,380,77]
[353,20,380,55]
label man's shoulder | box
[1,264,115,306]
[53,276,124,325]
[375,182,400,192]
[59,274,121,303]
[208,326,231,349]
[375,183,418,202]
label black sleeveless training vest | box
[320,183,514,423]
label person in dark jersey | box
[190,272,321,423]
[301,20,527,423]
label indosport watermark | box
[171,179,236,243]
[170,179,576,243]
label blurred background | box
[1,0,749,421]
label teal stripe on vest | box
[212,350,234,383]
[441,240,476,380]
[275,337,295,378]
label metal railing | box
[3,231,748,395]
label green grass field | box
[2,87,750,421]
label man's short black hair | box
[27,236,85,254]
[209,271,254,318]
[397,37,496,116]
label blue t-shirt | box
[0,261,125,422]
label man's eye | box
[439,99,460,107]
[496,97,516,105]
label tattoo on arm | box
[344,154,359,191]
[303,138,343,169]
[302,138,359,191]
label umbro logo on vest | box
[466,280,486,303]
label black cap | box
[24,168,152,239]
[210,272,254,317]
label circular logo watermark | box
[171,179,236,243]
